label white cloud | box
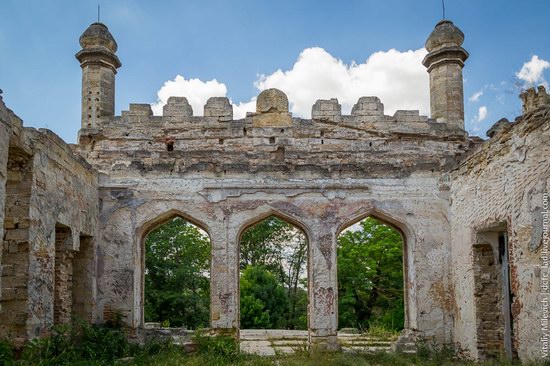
[152,46,430,119]
[254,47,429,117]
[232,99,256,119]
[516,55,550,88]
[468,90,483,103]
[477,106,488,122]
[151,75,227,116]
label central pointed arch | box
[138,209,212,329]
[336,208,414,332]
[236,209,311,331]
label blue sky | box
[1,0,549,143]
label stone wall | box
[72,93,477,348]
[72,235,95,322]
[54,225,74,325]
[0,147,32,339]
[473,242,505,358]
[0,104,12,319]
[450,105,550,359]
[0,99,100,339]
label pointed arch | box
[336,207,413,241]
[137,208,212,241]
[336,207,414,330]
[236,207,312,244]
[137,209,212,328]
[236,206,311,331]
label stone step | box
[240,345,276,356]
[339,341,394,347]
[338,338,396,343]
[341,346,392,352]
[271,339,308,346]
[337,336,394,340]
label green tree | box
[337,217,404,331]
[144,217,211,329]
[240,216,308,329]
[240,265,289,329]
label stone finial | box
[204,97,232,121]
[351,97,384,117]
[251,88,292,127]
[76,23,121,70]
[425,20,465,52]
[163,97,193,117]
[312,99,341,120]
[520,85,550,114]
[256,88,289,113]
[79,22,118,53]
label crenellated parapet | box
[520,85,550,114]
[74,86,475,181]
[80,89,466,152]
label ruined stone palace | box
[0,19,548,361]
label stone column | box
[308,227,339,351]
[423,20,469,130]
[210,224,239,335]
[75,22,121,130]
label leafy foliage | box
[337,217,404,331]
[0,338,14,365]
[239,216,308,329]
[193,334,239,360]
[240,265,289,329]
[144,217,211,329]
[14,321,142,365]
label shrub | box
[0,339,14,366]
[193,333,239,361]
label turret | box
[423,20,469,129]
[75,22,121,129]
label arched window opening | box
[337,216,404,333]
[143,216,211,329]
[239,216,308,330]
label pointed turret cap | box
[79,22,118,53]
[76,22,121,69]
[425,20,464,52]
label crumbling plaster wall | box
[0,110,11,307]
[450,106,550,360]
[25,129,99,336]
[76,98,476,347]
[0,99,100,339]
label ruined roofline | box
[520,85,550,114]
[121,95,432,122]
[449,98,550,174]
[78,91,468,142]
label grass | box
[1,325,549,366]
[131,348,550,366]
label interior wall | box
[0,149,32,338]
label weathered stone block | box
[312,99,341,120]
[351,97,384,116]
[204,97,232,121]
[393,110,428,123]
[122,104,153,117]
[486,118,513,138]
[163,97,193,117]
[252,112,292,127]
[256,89,289,113]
